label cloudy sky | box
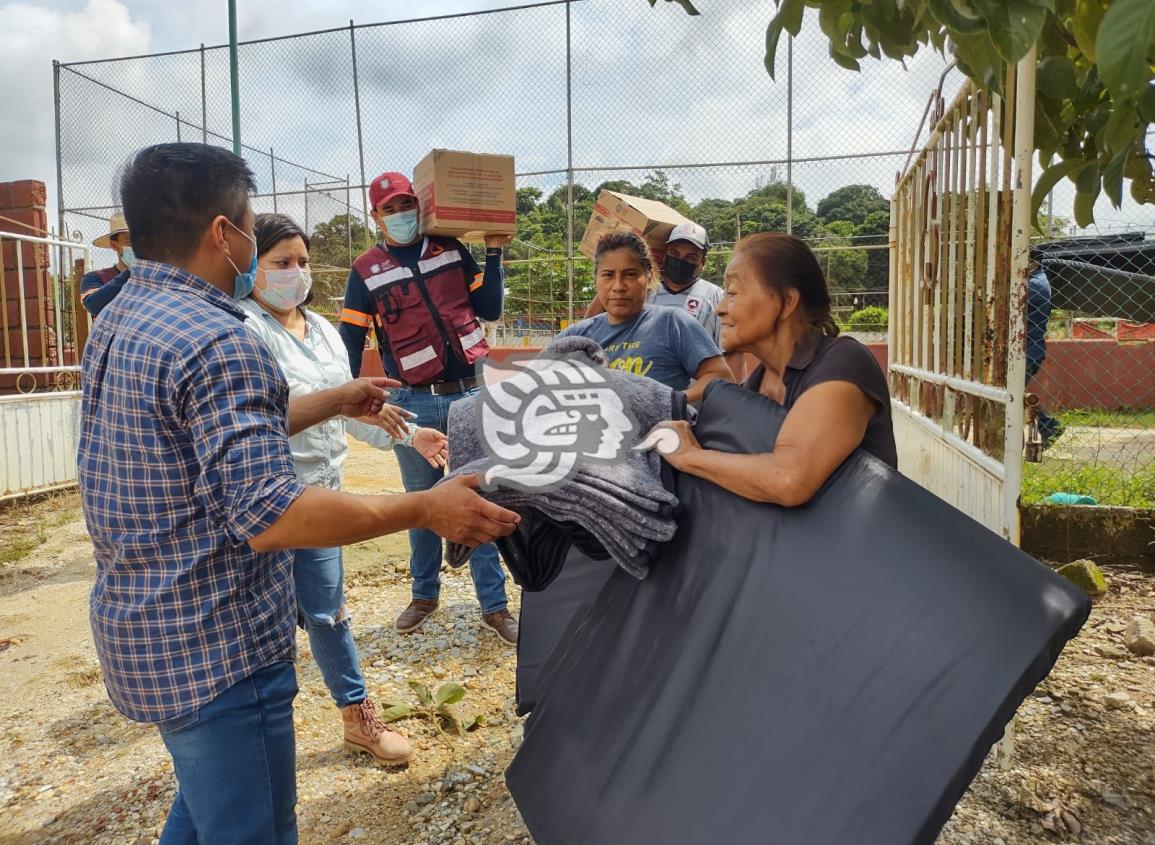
[2,0,1149,261]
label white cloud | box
[0,0,151,189]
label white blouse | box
[238,298,398,490]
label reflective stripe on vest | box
[364,265,414,292]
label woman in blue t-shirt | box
[558,231,732,403]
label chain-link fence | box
[53,1,948,328]
[50,1,1153,511]
[1021,232,1155,509]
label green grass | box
[1056,409,1155,430]
[1022,461,1155,508]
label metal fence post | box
[785,36,794,235]
[350,20,371,244]
[565,0,575,324]
[53,61,66,251]
[200,44,208,144]
[304,179,310,233]
[1005,46,1037,546]
[228,0,241,154]
[176,110,182,142]
[270,148,278,212]
[345,176,353,264]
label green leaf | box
[1096,0,1155,104]
[829,43,862,71]
[409,680,434,708]
[1031,157,1092,219]
[1102,142,1132,207]
[434,682,466,707]
[926,0,985,33]
[1071,0,1106,62]
[1139,83,1155,123]
[378,704,414,722]
[1101,106,1139,155]
[951,29,1005,93]
[1074,186,1097,227]
[1038,56,1078,101]
[1075,159,1100,195]
[646,0,700,13]
[764,0,806,79]
[463,714,486,732]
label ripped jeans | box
[294,546,366,708]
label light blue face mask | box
[120,246,136,268]
[223,219,258,300]
[382,208,420,245]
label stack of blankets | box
[442,336,686,591]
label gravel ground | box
[0,441,1152,845]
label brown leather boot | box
[395,598,438,633]
[481,609,519,646]
[341,698,412,767]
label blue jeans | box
[157,661,298,845]
[294,546,367,708]
[391,385,508,614]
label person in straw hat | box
[81,211,133,317]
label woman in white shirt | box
[240,213,447,769]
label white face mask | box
[257,267,312,312]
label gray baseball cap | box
[667,222,709,250]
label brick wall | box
[0,180,57,393]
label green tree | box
[655,0,1155,225]
[737,181,821,239]
[309,213,369,269]
[816,184,890,226]
[691,198,741,245]
[638,170,692,214]
[856,209,892,289]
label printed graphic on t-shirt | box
[603,340,654,377]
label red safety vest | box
[352,237,490,385]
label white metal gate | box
[888,53,1036,545]
[0,230,91,502]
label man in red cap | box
[339,171,518,645]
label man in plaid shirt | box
[78,143,519,845]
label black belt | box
[407,375,479,396]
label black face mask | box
[662,254,699,287]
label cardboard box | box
[413,149,516,243]
[578,190,692,259]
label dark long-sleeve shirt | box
[81,267,131,317]
[337,239,503,380]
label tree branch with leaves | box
[651,0,1154,226]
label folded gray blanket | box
[443,335,683,582]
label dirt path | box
[0,443,1153,844]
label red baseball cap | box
[368,172,417,210]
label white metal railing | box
[888,52,1035,545]
[1,229,91,501]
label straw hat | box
[93,212,129,249]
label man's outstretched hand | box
[335,377,401,420]
[420,474,519,547]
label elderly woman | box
[655,232,896,505]
[558,230,732,403]
[239,213,448,770]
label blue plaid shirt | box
[78,259,308,724]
